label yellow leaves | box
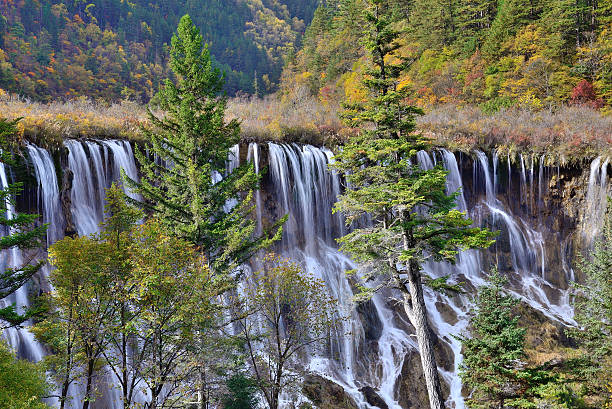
[299,71,312,80]
[397,77,412,91]
[508,24,546,59]
[341,70,366,104]
[606,382,612,409]
[15,121,25,138]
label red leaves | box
[570,80,605,109]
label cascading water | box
[3,139,609,409]
[265,143,413,409]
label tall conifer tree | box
[332,1,495,408]
[126,15,283,277]
[456,269,527,409]
[126,15,283,407]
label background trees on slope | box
[286,0,612,110]
[0,0,318,100]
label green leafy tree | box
[0,118,47,327]
[456,269,527,409]
[34,235,116,409]
[237,255,344,409]
[127,219,221,408]
[97,184,143,409]
[570,198,612,406]
[0,340,50,409]
[331,1,495,408]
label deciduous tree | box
[237,255,343,409]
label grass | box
[226,90,344,146]
[2,88,611,163]
[0,92,147,149]
[419,104,612,164]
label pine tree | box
[125,15,283,407]
[410,0,457,48]
[456,269,527,409]
[540,0,584,60]
[570,198,612,405]
[0,118,47,327]
[598,0,612,27]
[455,0,497,53]
[222,374,258,409]
[126,15,283,277]
[482,0,534,58]
[332,2,495,408]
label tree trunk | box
[82,359,95,409]
[198,366,206,409]
[405,260,445,409]
[60,380,69,409]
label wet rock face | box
[302,374,359,409]
[395,350,439,409]
[359,386,389,409]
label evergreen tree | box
[570,198,612,406]
[410,0,457,48]
[540,0,584,60]
[456,269,527,409]
[126,15,283,406]
[598,0,612,27]
[221,373,258,409]
[479,0,534,58]
[127,14,283,277]
[455,0,497,52]
[0,118,47,327]
[332,1,495,408]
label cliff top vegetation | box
[2,88,611,164]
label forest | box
[0,0,318,100]
[285,0,612,111]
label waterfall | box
[583,157,610,246]
[0,158,39,359]
[66,139,141,235]
[265,143,413,409]
[27,145,65,245]
[247,143,263,235]
[3,139,608,409]
[66,140,107,236]
[0,146,63,363]
[101,140,140,200]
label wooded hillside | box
[283,0,612,112]
[0,0,318,101]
